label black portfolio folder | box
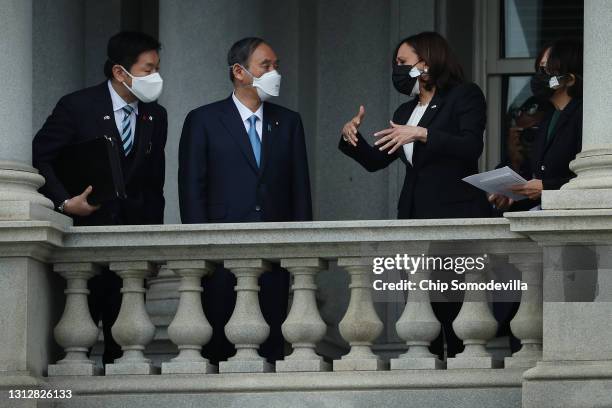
[54,135,127,205]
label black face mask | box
[392,64,419,95]
[530,70,555,101]
[530,67,568,101]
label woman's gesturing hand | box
[341,105,365,147]
[374,121,428,154]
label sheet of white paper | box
[462,166,529,201]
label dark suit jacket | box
[504,97,583,211]
[339,82,490,219]
[32,82,167,226]
[532,98,582,189]
[178,95,312,223]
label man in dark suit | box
[178,37,312,364]
[32,31,168,365]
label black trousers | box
[87,267,123,365]
[201,265,290,365]
[428,267,465,360]
[429,301,464,359]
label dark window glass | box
[501,0,583,58]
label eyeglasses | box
[511,103,540,119]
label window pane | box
[501,0,584,58]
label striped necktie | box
[121,105,135,155]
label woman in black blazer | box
[491,38,583,209]
[339,32,490,360]
[339,31,490,219]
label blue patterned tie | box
[121,105,134,155]
[247,115,261,167]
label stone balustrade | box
[0,218,540,378]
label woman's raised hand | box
[341,105,365,147]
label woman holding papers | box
[490,38,583,210]
[339,31,490,219]
[338,32,490,361]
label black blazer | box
[532,98,582,189]
[339,82,490,219]
[32,82,167,226]
[505,97,583,211]
[178,95,312,223]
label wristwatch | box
[58,199,69,213]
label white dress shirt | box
[402,101,429,165]
[232,92,263,140]
[107,80,138,140]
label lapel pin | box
[103,115,111,120]
[431,104,438,109]
[275,121,279,126]
[149,115,153,121]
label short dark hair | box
[103,31,161,80]
[227,37,266,82]
[546,38,583,99]
[393,31,464,92]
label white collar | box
[232,92,263,123]
[107,80,139,114]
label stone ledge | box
[542,189,612,210]
[523,361,612,381]
[0,201,72,227]
[44,369,525,394]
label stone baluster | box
[391,268,443,369]
[105,261,158,375]
[277,258,330,372]
[447,261,500,369]
[48,263,101,376]
[505,252,543,368]
[334,257,386,371]
[219,259,272,373]
[162,260,216,374]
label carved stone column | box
[219,259,272,373]
[448,266,500,369]
[106,261,158,375]
[48,263,101,376]
[505,253,543,368]
[334,257,385,371]
[162,260,216,374]
[391,268,443,369]
[277,258,330,372]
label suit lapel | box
[220,97,259,173]
[93,82,122,145]
[412,92,445,165]
[260,103,278,175]
[417,92,445,129]
[395,99,418,166]
[541,99,578,155]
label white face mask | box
[409,66,424,78]
[121,66,163,103]
[240,65,282,101]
